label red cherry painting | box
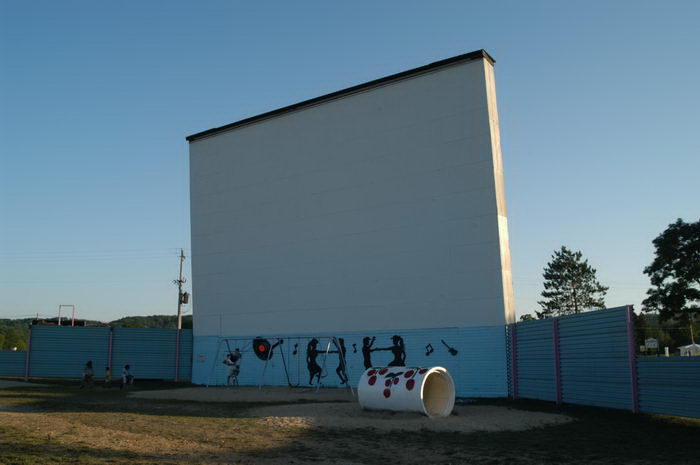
[406,379,415,390]
[404,370,415,378]
[383,389,391,398]
[368,376,377,386]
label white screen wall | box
[189,56,514,337]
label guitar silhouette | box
[425,343,434,356]
[292,343,298,356]
[441,339,458,356]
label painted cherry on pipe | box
[358,366,456,417]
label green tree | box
[519,314,536,322]
[643,218,700,344]
[3,328,26,350]
[109,315,193,329]
[0,320,30,350]
[537,246,609,318]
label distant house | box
[679,343,700,356]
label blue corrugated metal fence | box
[0,326,193,381]
[511,307,634,411]
[637,357,700,418]
[0,350,27,377]
[558,308,633,409]
[29,326,111,378]
[512,319,556,401]
[113,328,179,380]
[510,306,700,419]
[4,316,699,420]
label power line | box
[0,248,190,260]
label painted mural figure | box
[376,335,406,367]
[306,338,323,385]
[441,339,459,356]
[329,338,348,384]
[361,336,376,369]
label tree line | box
[521,218,699,349]
[0,315,193,350]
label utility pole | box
[173,249,187,330]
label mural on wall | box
[306,338,323,385]
[253,337,272,360]
[250,337,292,386]
[361,336,376,369]
[441,339,459,356]
[208,331,466,389]
[374,335,406,367]
[328,337,349,384]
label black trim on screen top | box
[186,49,495,143]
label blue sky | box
[1,1,698,322]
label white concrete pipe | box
[358,366,455,418]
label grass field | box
[0,380,698,465]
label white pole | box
[316,338,333,393]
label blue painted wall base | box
[192,325,508,398]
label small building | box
[679,344,700,356]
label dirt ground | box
[250,402,571,432]
[0,379,47,389]
[2,383,699,464]
[131,385,355,403]
[132,386,571,433]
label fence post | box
[509,323,518,399]
[625,305,640,413]
[107,327,114,371]
[174,329,181,382]
[23,326,32,381]
[552,318,562,404]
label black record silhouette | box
[253,337,272,360]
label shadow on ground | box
[0,383,699,464]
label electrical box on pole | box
[173,249,187,330]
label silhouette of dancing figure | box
[306,338,322,385]
[329,338,348,384]
[362,336,376,370]
[376,335,406,367]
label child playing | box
[121,364,134,390]
[223,349,241,386]
[80,361,94,389]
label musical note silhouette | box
[352,343,357,353]
[441,339,458,356]
[425,343,434,356]
[292,343,298,355]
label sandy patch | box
[131,385,356,403]
[131,387,572,433]
[249,402,573,433]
